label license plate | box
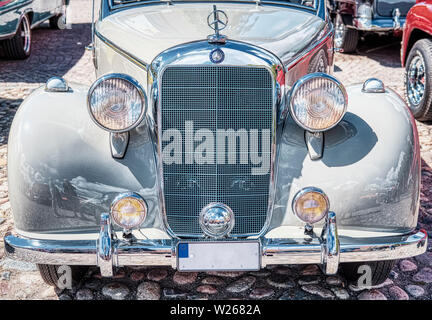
[177,241,260,271]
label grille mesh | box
[160,66,273,236]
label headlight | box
[110,192,147,230]
[87,74,146,133]
[289,73,347,132]
[292,187,329,224]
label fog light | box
[292,187,329,224]
[110,192,147,230]
[200,203,234,238]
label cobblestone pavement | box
[1,0,432,300]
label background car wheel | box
[404,39,432,121]
[308,49,328,73]
[339,260,395,286]
[37,264,88,288]
[334,14,358,53]
[1,15,31,59]
[49,14,67,30]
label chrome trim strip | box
[321,211,339,275]
[4,229,427,271]
[292,187,329,224]
[97,213,114,277]
[288,72,348,133]
[95,30,148,70]
[351,17,406,31]
[94,21,332,76]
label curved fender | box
[7,83,164,233]
[271,84,420,234]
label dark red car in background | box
[402,0,432,120]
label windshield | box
[110,0,316,11]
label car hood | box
[97,3,326,66]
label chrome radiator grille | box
[160,66,273,236]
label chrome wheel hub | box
[407,54,426,106]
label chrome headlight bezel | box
[292,187,330,225]
[87,73,147,133]
[289,73,348,133]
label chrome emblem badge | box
[210,48,225,64]
[207,5,228,44]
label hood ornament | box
[207,5,228,44]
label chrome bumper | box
[4,212,428,277]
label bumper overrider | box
[4,211,428,277]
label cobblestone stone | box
[400,260,418,272]
[249,288,274,299]
[76,288,94,300]
[331,287,350,300]
[201,277,225,286]
[406,285,425,297]
[413,267,432,283]
[196,285,218,295]
[301,285,334,299]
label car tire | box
[308,49,328,73]
[333,14,358,53]
[404,39,432,121]
[1,15,31,59]
[37,264,88,288]
[339,260,395,286]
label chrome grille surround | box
[160,65,273,237]
[148,40,285,239]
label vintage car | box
[402,0,432,121]
[329,0,416,52]
[4,0,427,289]
[0,0,67,59]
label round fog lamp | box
[289,73,347,132]
[292,187,329,224]
[110,192,147,230]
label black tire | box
[308,49,329,73]
[333,14,359,53]
[339,260,395,286]
[404,39,432,121]
[37,264,88,288]
[1,15,31,59]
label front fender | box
[7,83,164,233]
[9,82,420,236]
[270,84,420,234]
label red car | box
[402,0,432,120]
